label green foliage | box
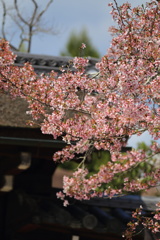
[136,142,150,152]
[87,152,154,193]
[19,42,27,52]
[58,161,78,170]
[59,142,155,195]
[87,143,155,193]
[94,142,156,193]
[60,29,100,58]
[86,150,111,175]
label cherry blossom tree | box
[0,0,160,238]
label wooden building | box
[0,52,159,240]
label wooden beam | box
[83,195,160,211]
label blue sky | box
[0,0,158,148]
[36,0,148,57]
[0,0,148,57]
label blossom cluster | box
[124,204,160,239]
[0,0,160,237]
[0,0,159,199]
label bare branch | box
[34,0,54,25]
[30,0,38,26]
[1,0,56,52]
[32,26,56,35]
[1,0,7,39]
[113,0,125,29]
[14,0,29,26]
[9,14,25,33]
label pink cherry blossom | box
[0,0,160,237]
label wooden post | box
[72,236,79,240]
[0,175,13,192]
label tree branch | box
[30,0,38,26]
[1,0,7,39]
[34,0,53,25]
[113,0,125,29]
[14,0,29,26]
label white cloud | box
[127,131,160,149]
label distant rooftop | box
[0,52,99,128]
[14,51,99,74]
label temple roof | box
[0,52,99,128]
[14,51,99,74]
